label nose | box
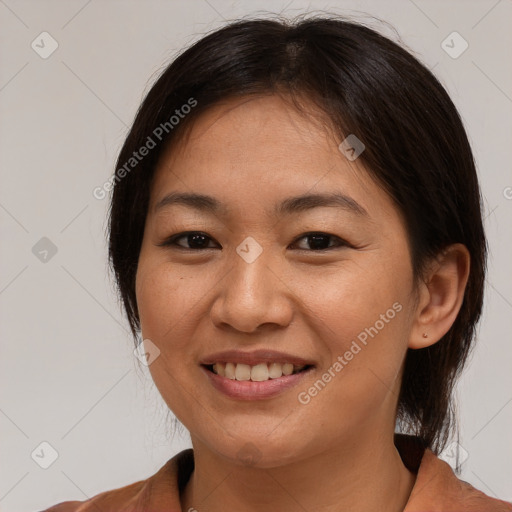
[210,249,294,334]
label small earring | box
[422,333,428,338]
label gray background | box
[0,0,511,509]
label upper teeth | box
[212,362,306,381]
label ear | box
[409,243,470,349]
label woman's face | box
[136,94,419,467]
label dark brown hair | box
[108,15,486,453]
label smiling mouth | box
[204,362,313,382]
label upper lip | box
[200,349,315,367]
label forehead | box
[149,94,395,224]
[159,94,337,172]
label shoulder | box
[39,478,152,512]
[407,447,512,511]
[38,449,194,512]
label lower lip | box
[201,365,313,400]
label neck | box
[181,431,416,512]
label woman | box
[44,15,511,512]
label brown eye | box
[160,232,220,250]
[291,232,348,251]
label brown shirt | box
[41,436,511,512]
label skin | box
[135,94,470,512]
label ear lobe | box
[409,244,470,349]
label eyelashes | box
[158,231,351,252]
[291,232,349,251]
[159,232,219,250]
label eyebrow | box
[154,191,368,217]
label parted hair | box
[108,15,487,453]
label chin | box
[204,432,311,469]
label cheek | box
[135,260,209,417]
[136,264,176,338]
[295,258,414,401]
[135,258,207,345]
[299,254,413,342]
